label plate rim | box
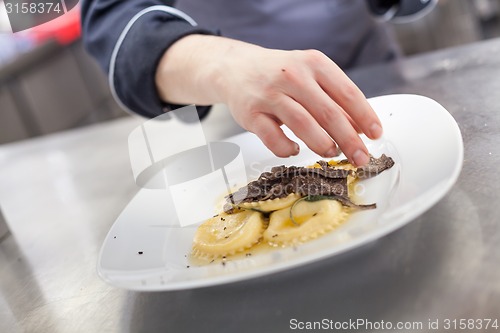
[97,94,464,291]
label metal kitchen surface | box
[1,38,500,332]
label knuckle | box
[313,103,336,125]
[253,119,276,143]
[245,102,265,118]
[337,133,362,152]
[286,109,310,127]
[258,127,274,144]
[261,85,280,101]
[340,84,361,103]
[302,49,325,64]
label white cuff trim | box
[109,5,198,115]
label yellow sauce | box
[189,159,362,266]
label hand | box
[156,35,382,166]
[219,46,383,166]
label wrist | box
[155,34,264,106]
[155,34,220,105]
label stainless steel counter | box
[1,38,500,333]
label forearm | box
[155,34,262,106]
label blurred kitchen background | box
[1,0,500,145]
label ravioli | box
[191,155,394,261]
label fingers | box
[343,110,362,134]
[285,78,369,166]
[224,48,381,166]
[248,114,300,158]
[311,52,383,140]
[273,96,340,158]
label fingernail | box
[324,146,339,158]
[370,123,383,139]
[353,150,369,166]
[292,143,300,156]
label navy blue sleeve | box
[81,0,216,118]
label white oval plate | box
[97,94,463,291]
